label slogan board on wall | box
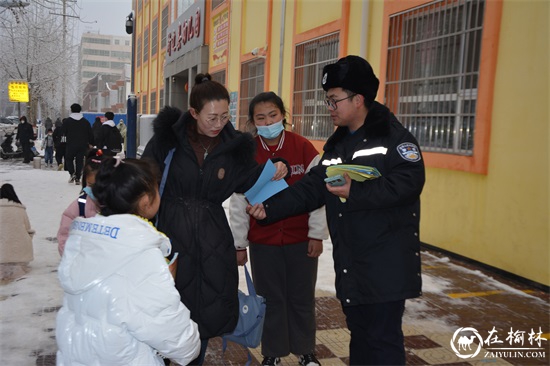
[211,8,229,67]
[229,91,238,128]
[8,80,29,103]
[166,2,205,64]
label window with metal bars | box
[293,33,339,140]
[212,70,226,86]
[137,37,142,67]
[159,89,164,110]
[151,19,158,57]
[161,6,168,49]
[143,28,149,62]
[239,60,265,128]
[385,0,485,155]
[150,92,157,114]
[142,94,148,114]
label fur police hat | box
[321,55,380,106]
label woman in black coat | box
[15,116,34,163]
[142,73,287,365]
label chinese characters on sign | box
[451,326,548,360]
[211,8,229,66]
[8,80,29,103]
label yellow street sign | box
[8,80,29,103]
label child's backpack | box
[106,126,123,153]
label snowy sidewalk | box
[0,159,548,365]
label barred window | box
[151,19,158,56]
[142,95,148,114]
[161,6,169,49]
[386,0,485,155]
[211,70,226,86]
[143,28,149,62]
[137,37,142,67]
[159,89,164,111]
[150,92,157,114]
[293,33,339,140]
[239,60,264,128]
[83,48,110,56]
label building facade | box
[79,32,132,111]
[133,0,549,288]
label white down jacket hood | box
[56,214,200,366]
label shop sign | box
[166,2,205,63]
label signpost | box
[8,80,29,102]
[8,80,29,117]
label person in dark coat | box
[92,116,103,145]
[247,56,426,366]
[62,103,94,184]
[15,116,34,163]
[142,73,288,366]
[44,117,53,132]
[52,118,66,170]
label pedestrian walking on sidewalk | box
[247,55,426,366]
[52,118,66,170]
[62,103,94,185]
[56,148,104,256]
[56,157,201,366]
[42,128,54,167]
[142,73,288,365]
[15,116,34,164]
[0,184,34,283]
[229,92,328,366]
[98,111,123,156]
[92,116,102,145]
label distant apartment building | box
[79,32,132,112]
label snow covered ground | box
[0,158,337,364]
[1,156,547,365]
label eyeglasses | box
[324,94,357,110]
[204,114,230,126]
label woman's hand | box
[307,239,323,258]
[272,161,288,181]
[236,249,248,266]
[246,203,267,220]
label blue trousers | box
[44,146,53,164]
[342,300,406,365]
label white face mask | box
[256,120,284,139]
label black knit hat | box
[321,55,380,106]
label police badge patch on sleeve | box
[397,142,421,162]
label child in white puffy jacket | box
[56,157,200,366]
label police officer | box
[247,55,426,365]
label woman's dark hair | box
[81,148,106,188]
[246,91,288,133]
[94,117,101,123]
[92,158,160,216]
[19,116,27,123]
[0,183,22,204]
[189,73,230,113]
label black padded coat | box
[142,107,263,339]
[261,102,426,306]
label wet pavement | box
[27,247,550,366]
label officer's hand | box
[325,172,352,199]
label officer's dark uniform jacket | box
[142,107,268,339]
[262,102,425,306]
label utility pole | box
[61,0,67,116]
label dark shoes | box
[68,174,76,183]
[262,356,281,366]
[298,354,321,366]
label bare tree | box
[0,0,80,122]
